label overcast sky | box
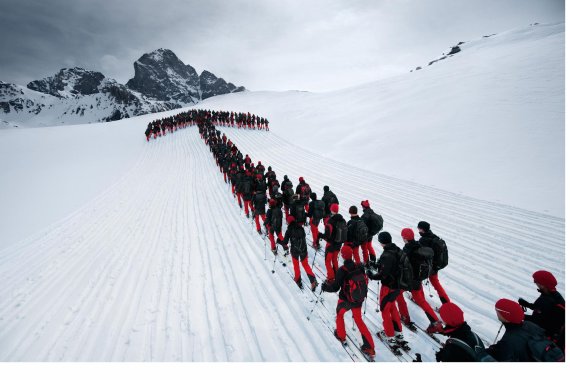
[0,0,564,92]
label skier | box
[435,303,483,362]
[235,167,245,209]
[417,221,451,304]
[295,177,312,213]
[318,203,345,283]
[241,170,254,218]
[265,199,287,254]
[307,192,325,249]
[398,228,443,334]
[346,206,368,264]
[253,189,267,234]
[290,194,307,226]
[518,270,565,351]
[281,175,295,217]
[321,245,376,359]
[366,231,406,352]
[280,215,318,291]
[487,299,554,362]
[360,200,383,267]
[255,161,265,176]
[322,185,339,226]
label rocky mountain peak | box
[27,67,105,98]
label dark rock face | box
[126,48,200,104]
[27,68,105,98]
[200,70,238,99]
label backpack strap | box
[446,337,478,360]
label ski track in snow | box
[0,125,564,362]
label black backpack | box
[354,219,369,245]
[271,209,282,231]
[396,248,414,291]
[526,331,565,362]
[294,203,306,223]
[366,211,384,236]
[343,265,369,304]
[313,200,325,220]
[334,218,348,244]
[300,184,311,200]
[289,226,307,254]
[432,236,449,270]
[416,246,434,281]
[447,333,496,362]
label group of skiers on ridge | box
[144,109,269,141]
[150,110,565,362]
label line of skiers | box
[144,109,269,141]
[181,113,565,362]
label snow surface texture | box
[0,22,564,362]
[195,22,565,217]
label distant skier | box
[417,221,451,304]
[265,199,287,254]
[307,193,325,249]
[360,200,383,267]
[280,215,318,291]
[253,189,267,234]
[241,170,254,218]
[322,185,339,226]
[366,232,405,351]
[322,245,375,359]
[398,228,443,334]
[318,203,346,283]
[518,270,565,351]
[281,175,294,217]
[295,177,312,213]
[346,206,368,264]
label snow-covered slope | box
[0,121,563,361]
[195,22,565,217]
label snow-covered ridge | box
[0,49,245,127]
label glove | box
[518,298,531,308]
[366,269,373,277]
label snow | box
[0,22,565,364]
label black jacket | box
[360,208,377,239]
[436,323,478,362]
[282,222,308,259]
[253,192,267,214]
[524,291,565,342]
[346,215,362,245]
[322,259,364,305]
[368,243,400,288]
[265,207,283,234]
[402,240,423,290]
[486,321,544,362]
[322,213,345,251]
[321,190,338,216]
[241,175,254,201]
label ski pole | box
[271,254,278,273]
[375,282,380,312]
[311,248,318,269]
[264,234,267,260]
[363,296,367,315]
[425,280,433,298]
[493,324,504,344]
[306,289,323,321]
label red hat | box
[401,228,414,241]
[330,203,339,214]
[495,298,524,324]
[299,177,304,182]
[533,270,557,291]
[256,174,262,180]
[286,215,296,225]
[258,161,261,165]
[439,303,464,327]
[269,199,277,207]
[361,200,370,208]
[341,245,353,260]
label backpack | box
[432,236,449,270]
[366,211,384,236]
[354,219,369,245]
[271,209,282,231]
[242,179,253,194]
[289,227,307,254]
[527,333,565,362]
[416,246,434,281]
[343,266,369,304]
[396,249,414,291]
[334,218,348,244]
[293,203,306,223]
[447,333,497,362]
[300,184,311,200]
[313,200,325,220]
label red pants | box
[223,172,227,182]
[429,272,451,303]
[361,240,376,264]
[397,288,439,323]
[254,213,266,231]
[268,231,285,250]
[236,192,243,207]
[292,256,315,282]
[310,223,320,246]
[380,286,402,337]
[335,300,375,350]
[304,204,309,213]
[324,246,339,282]
[244,200,252,215]
[283,205,290,218]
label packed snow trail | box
[0,126,348,361]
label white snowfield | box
[0,22,564,362]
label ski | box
[375,331,403,357]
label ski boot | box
[271,248,278,256]
[334,330,347,345]
[395,332,411,352]
[377,331,402,356]
[295,279,303,289]
[401,316,418,331]
[310,280,318,292]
